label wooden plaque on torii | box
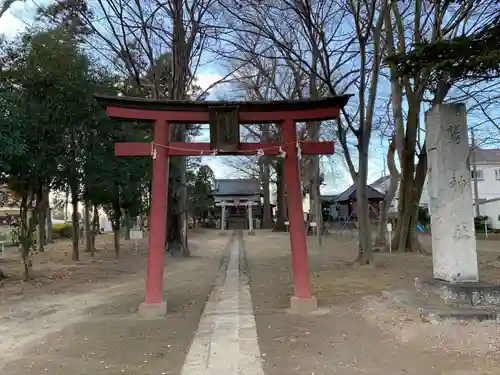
[209,105,239,153]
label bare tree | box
[217,0,388,262]
[384,0,500,253]
[41,0,223,255]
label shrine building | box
[209,179,264,230]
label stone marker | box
[426,103,479,283]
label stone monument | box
[426,103,479,283]
[382,104,500,320]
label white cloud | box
[195,71,229,99]
[0,0,41,38]
[0,7,26,37]
[196,72,222,91]
[202,157,237,179]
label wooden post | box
[139,119,169,317]
[282,119,317,313]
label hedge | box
[52,223,73,238]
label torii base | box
[138,301,167,318]
[290,296,318,314]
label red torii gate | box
[95,95,350,316]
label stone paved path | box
[181,231,263,375]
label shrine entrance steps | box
[227,217,248,230]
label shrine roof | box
[210,179,263,197]
[336,184,385,202]
[95,94,351,114]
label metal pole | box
[471,129,480,217]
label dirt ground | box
[2,229,500,375]
[0,230,229,375]
[0,233,148,303]
[245,230,500,375]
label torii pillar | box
[95,94,350,316]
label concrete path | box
[181,232,264,375]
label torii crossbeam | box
[95,94,350,316]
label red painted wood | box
[115,142,151,156]
[240,107,340,123]
[282,119,312,300]
[107,106,340,124]
[144,120,169,306]
[115,141,334,157]
[107,106,208,122]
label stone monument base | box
[382,289,499,322]
[416,278,500,307]
[382,277,500,323]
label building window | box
[471,170,484,180]
[495,170,500,180]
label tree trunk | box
[166,0,191,257]
[167,158,190,257]
[407,147,428,253]
[46,206,53,243]
[20,196,31,281]
[392,108,419,252]
[374,139,399,250]
[124,210,131,240]
[273,159,287,231]
[167,191,188,256]
[113,226,120,259]
[91,205,98,256]
[139,213,146,231]
[84,201,92,253]
[308,156,322,245]
[260,161,273,229]
[23,257,30,281]
[37,186,48,252]
[180,162,189,253]
[64,189,69,222]
[392,142,428,253]
[355,164,373,264]
[260,127,274,229]
[71,186,79,261]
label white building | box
[473,149,500,229]
[472,149,500,203]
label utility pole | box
[471,129,480,217]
